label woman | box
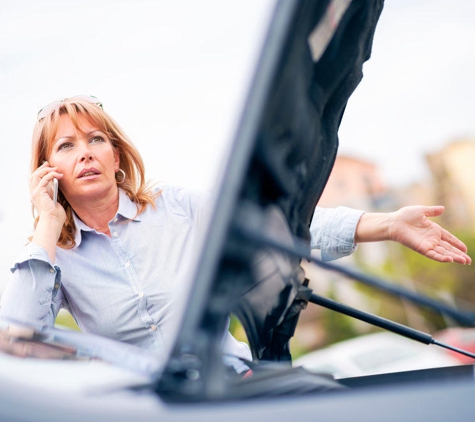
[2,96,221,356]
[0,96,470,372]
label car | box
[433,327,475,365]
[294,331,461,379]
[1,0,475,421]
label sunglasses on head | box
[37,95,103,121]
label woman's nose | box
[80,152,93,162]
[79,143,94,162]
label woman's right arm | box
[28,161,65,262]
[0,162,65,326]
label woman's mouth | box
[80,171,98,178]
[78,168,101,178]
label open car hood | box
[157,0,385,401]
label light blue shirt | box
[0,186,363,372]
[310,206,365,261]
[1,186,253,372]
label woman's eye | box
[90,136,105,144]
[58,142,74,151]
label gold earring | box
[116,169,126,184]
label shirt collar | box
[72,189,141,248]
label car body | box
[1,0,475,421]
[294,331,461,379]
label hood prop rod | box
[309,293,475,360]
[233,223,475,360]
[233,222,475,326]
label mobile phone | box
[53,178,58,204]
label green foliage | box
[320,288,359,344]
[54,310,80,331]
[354,229,475,332]
[398,234,475,302]
[229,314,249,344]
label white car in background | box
[294,332,461,379]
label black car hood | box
[158,0,384,401]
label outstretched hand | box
[388,205,471,265]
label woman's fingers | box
[31,164,58,186]
[30,161,50,180]
[441,228,468,253]
[420,205,445,218]
[429,241,472,264]
[30,164,62,189]
[29,163,63,211]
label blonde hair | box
[31,98,159,248]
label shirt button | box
[112,232,118,238]
[124,262,130,268]
[113,218,118,223]
[150,325,157,331]
[138,292,144,298]
[54,283,60,290]
[49,268,55,273]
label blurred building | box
[426,138,475,232]
[316,154,393,264]
[317,154,390,210]
[390,181,435,210]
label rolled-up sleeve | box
[310,207,365,261]
[0,242,62,326]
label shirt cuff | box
[11,242,53,272]
[310,206,365,261]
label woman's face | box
[47,113,120,203]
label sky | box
[1,0,475,282]
[338,0,475,186]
